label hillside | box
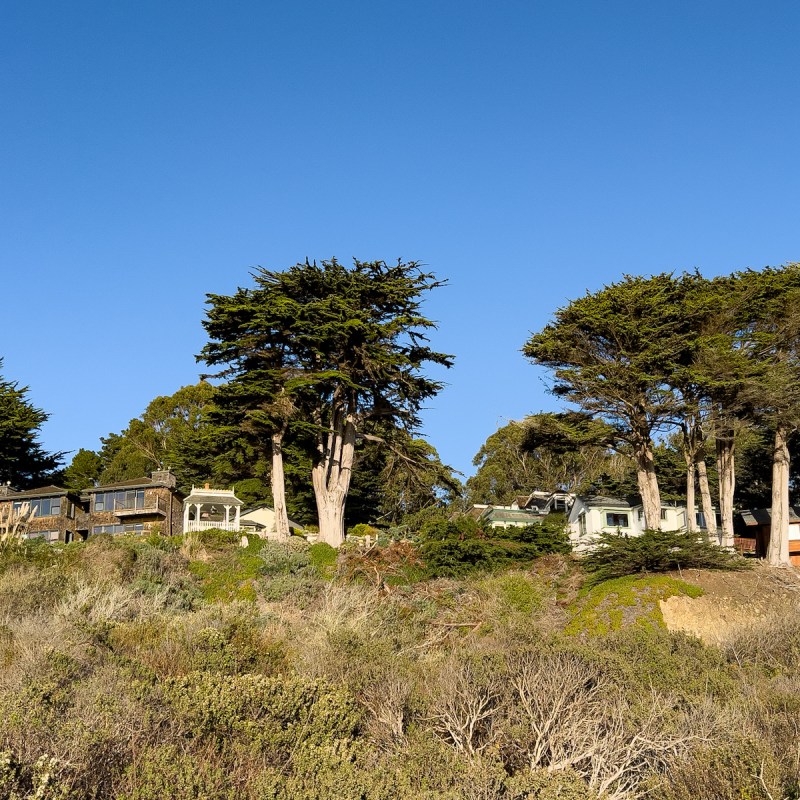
[0,533,799,800]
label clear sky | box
[2,1,799,479]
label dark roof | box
[87,476,182,494]
[1,485,71,500]
[736,507,800,527]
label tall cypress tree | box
[200,259,452,546]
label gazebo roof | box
[184,484,243,506]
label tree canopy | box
[200,258,453,545]
[0,360,63,488]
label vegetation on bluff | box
[0,531,797,800]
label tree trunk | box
[715,431,736,548]
[312,410,357,548]
[271,430,291,540]
[696,456,715,541]
[685,454,697,533]
[768,425,792,566]
[633,438,662,530]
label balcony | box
[113,495,167,517]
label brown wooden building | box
[734,507,800,566]
[81,470,184,537]
[0,470,185,543]
[0,484,84,543]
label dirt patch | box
[660,564,800,645]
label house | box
[567,495,693,552]
[239,505,304,538]
[734,508,800,565]
[183,484,244,533]
[0,483,83,543]
[469,491,575,529]
[83,470,184,537]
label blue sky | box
[2,1,799,479]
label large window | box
[12,497,62,517]
[92,523,145,535]
[93,489,145,512]
[605,512,629,528]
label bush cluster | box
[417,514,571,577]
[582,528,749,584]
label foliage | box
[308,542,338,574]
[62,448,103,492]
[337,541,425,588]
[188,531,266,603]
[200,258,453,545]
[417,514,571,577]
[1,537,799,799]
[0,359,63,488]
[97,382,216,488]
[582,528,749,584]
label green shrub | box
[259,538,310,575]
[582,528,749,584]
[196,528,240,550]
[308,542,337,576]
[118,744,236,800]
[162,672,361,753]
[417,514,571,577]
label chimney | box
[204,483,210,490]
[0,482,17,497]
[151,469,176,489]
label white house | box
[468,491,575,529]
[239,505,304,538]
[567,495,691,552]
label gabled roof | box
[184,486,242,506]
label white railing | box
[184,520,242,532]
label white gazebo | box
[183,484,244,533]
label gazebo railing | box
[185,520,242,532]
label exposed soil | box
[660,563,800,645]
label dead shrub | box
[502,651,703,800]
[424,655,504,756]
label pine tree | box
[0,360,62,488]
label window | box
[606,512,629,527]
[93,489,145,512]
[24,530,59,542]
[12,497,61,517]
[696,512,706,528]
[91,523,145,535]
[660,509,668,521]
[578,513,587,537]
